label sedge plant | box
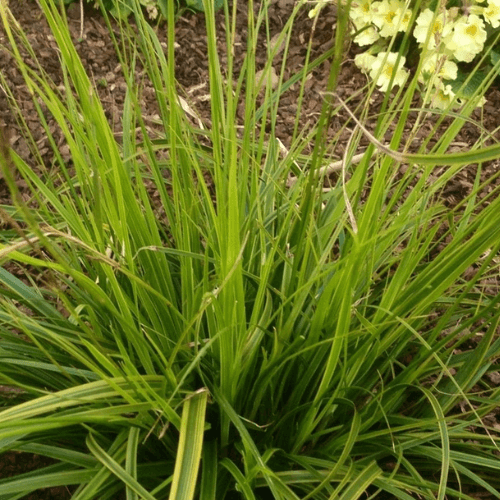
[0,0,500,498]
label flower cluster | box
[311,0,499,108]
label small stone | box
[255,67,279,91]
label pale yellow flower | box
[369,52,409,91]
[482,0,500,27]
[420,52,458,81]
[353,24,381,45]
[414,8,454,49]
[354,52,377,73]
[372,0,411,37]
[429,83,456,109]
[350,0,378,25]
[445,14,486,62]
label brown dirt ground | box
[1,1,500,499]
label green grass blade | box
[87,432,157,500]
[126,427,141,500]
[337,461,382,500]
[200,439,218,500]
[168,389,208,500]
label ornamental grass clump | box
[1,0,500,498]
